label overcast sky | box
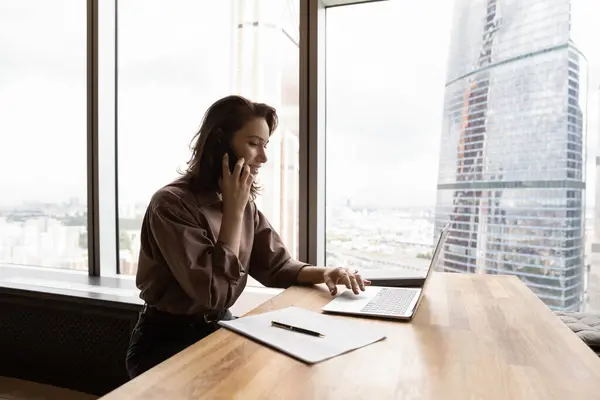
[0,0,599,210]
[326,0,453,207]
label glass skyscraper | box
[435,0,587,311]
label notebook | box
[218,306,386,364]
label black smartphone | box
[226,146,238,174]
[216,139,238,175]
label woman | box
[125,95,369,379]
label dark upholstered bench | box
[0,376,97,400]
[555,312,600,356]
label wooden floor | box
[0,377,97,400]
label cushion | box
[555,311,600,355]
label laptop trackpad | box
[323,287,381,312]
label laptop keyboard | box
[360,288,419,316]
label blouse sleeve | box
[248,205,309,288]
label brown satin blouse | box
[135,177,308,316]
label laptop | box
[321,225,449,321]
[363,269,428,288]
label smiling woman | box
[126,94,369,379]
[181,95,276,200]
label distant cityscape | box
[0,200,88,271]
[1,199,599,312]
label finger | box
[222,153,231,177]
[353,269,368,289]
[245,173,255,190]
[246,171,255,187]
[355,273,366,291]
[241,165,251,184]
[339,272,352,291]
[348,273,360,294]
[325,278,337,296]
[233,157,245,178]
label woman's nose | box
[259,148,268,163]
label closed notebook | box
[218,306,386,364]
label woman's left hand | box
[323,267,371,296]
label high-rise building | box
[435,0,587,311]
[588,85,600,312]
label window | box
[117,0,300,277]
[0,1,88,271]
[2,0,600,317]
[324,0,600,313]
[324,1,450,278]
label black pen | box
[271,321,325,337]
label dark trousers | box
[125,307,234,379]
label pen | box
[271,321,325,337]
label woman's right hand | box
[221,153,254,216]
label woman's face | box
[230,117,270,176]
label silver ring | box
[353,269,359,275]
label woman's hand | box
[323,267,370,296]
[221,153,254,216]
[217,153,254,255]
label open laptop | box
[321,225,449,321]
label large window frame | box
[299,0,326,267]
[0,0,380,300]
[3,1,596,314]
[301,0,383,267]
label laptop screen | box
[422,224,450,289]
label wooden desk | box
[101,273,600,399]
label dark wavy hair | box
[182,95,278,200]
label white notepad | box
[219,306,386,364]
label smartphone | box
[226,146,238,174]
[216,139,239,175]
